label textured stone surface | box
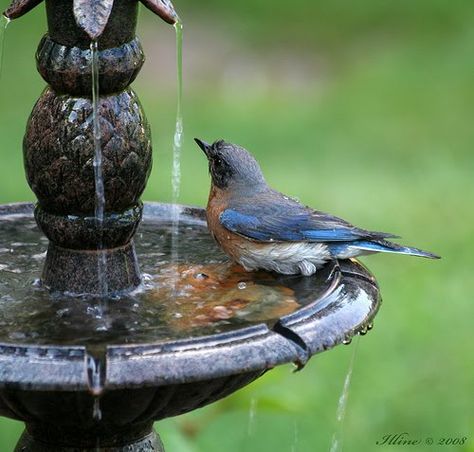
[36,35,145,95]
[73,0,115,41]
[36,204,142,249]
[21,0,154,294]
[42,241,141,294]
[45,0,138,49]
[24,87,152,216]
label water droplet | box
[367,322,374,330]
[56,308,70,318]
[358,327,368,336]
[92,397,102,421]
[237,282,247,290]
[342,337,352,345]
[194,272,208,280]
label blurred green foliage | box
[0,0,472,451]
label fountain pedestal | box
[21,0,156,294]
[15,424,163,452]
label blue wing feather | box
[328,240,440,259]
[219,190,397,243]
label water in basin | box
[0,209,336,347]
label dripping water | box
[329,335,360,452]
[87,353,104,437]
[291,420,299,452]
[90,40,108,299]
[247,397,257,436]
[171,20,183,208]
[0,15,10,81]
[170,20,184,288]
[93,397,102,421]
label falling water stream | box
[329,335,360,452]
[90,41,108,437]
[170,20,184,286]
[247,397,257,436]
[171,20,183,208]
[291,420,299,452]
[90,40,108,298]
[0,15,10,80]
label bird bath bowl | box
[0,202,380,450]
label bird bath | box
[0,1,380,450]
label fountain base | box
[42,242,141,295]
[15,423,163,451]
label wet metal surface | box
[0,202,380,449]
[0,202,380,391]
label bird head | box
[195,138,266,191]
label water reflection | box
[0,213,338,346]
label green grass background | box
[0,0,472,450]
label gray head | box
[195,138,266,190]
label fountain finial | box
[73,0,179,40]
[4,0,178,36]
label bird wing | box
[220,190,397,243]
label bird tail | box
[329,239,440,260]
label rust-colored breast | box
[206,186,249,262]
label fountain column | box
[22,0,154,294]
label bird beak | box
[194,138,212,158]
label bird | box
[195,138,440,276]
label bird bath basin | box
[0,202,380,450]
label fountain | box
[0,0,380,450]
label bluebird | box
[195,138,439,276]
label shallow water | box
[0,212,336,346]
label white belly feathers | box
[236,241,331,276]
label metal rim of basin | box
[0,202,381,391]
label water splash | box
[170,20,183,287]
[90,40,108,297]
[0,15,11,81]
[329,335,360,452]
